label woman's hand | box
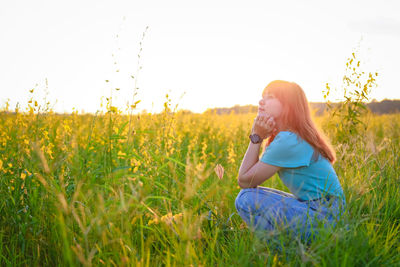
[251,114,276,140]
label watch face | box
[250,134,261,144]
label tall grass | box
[1,96,399,266]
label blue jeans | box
[235,187,346,241]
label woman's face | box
[258,92,283,119]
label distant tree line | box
[203,99,400,115]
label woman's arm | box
[237,142,280,188]
[237,114,280,188]
[238,142,262,178]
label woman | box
[235,80,345,241]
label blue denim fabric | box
[235,187,346,241]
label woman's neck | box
[276,121,292,133]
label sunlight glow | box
[1,0,399,114]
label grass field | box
[1,100,400,266]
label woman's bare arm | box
[237,114,280,188]
[238,141,280,188]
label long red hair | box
[264,80,336,163]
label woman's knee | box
[235,188,276,213]
[235,189,256,212]
[235,189,282,231]
[235,189,247,210]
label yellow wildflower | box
[173,213,183,222]
[117,151,126,158]
[161,212,173,224]
[227,144,236,164]
[130,158,141,167]
[148,217,160,225]
[160,212,183,225]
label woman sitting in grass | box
[235,80,345,241]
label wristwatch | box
[249,134,262,144]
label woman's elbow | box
[237,179,245,189]
[237,174,245,187]
[237,176,253,189]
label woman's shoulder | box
[262,130,315,168]
[274,131,304,144]
[271,131,314,156]
[276,130,296,137]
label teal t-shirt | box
[260,131,344,201]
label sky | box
[1,0,399,114]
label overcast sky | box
[1,0,399,113]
